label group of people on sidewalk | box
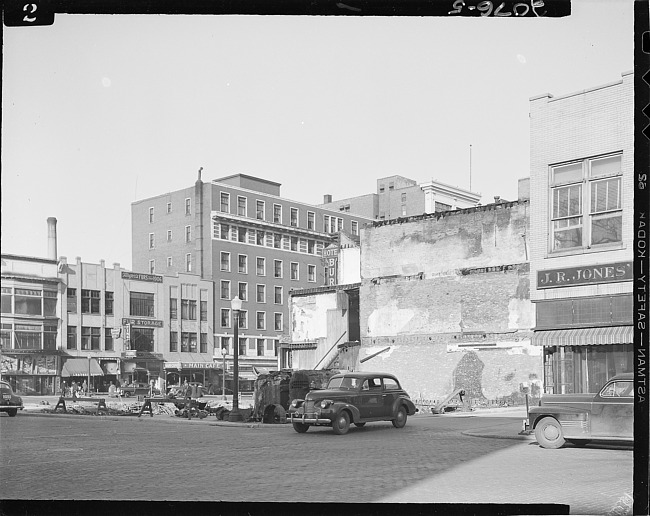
[60,380,88,398]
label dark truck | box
[252,369,340,423]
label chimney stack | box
[494,196,501,204]
[47,217,58,260]
[324,194,332,204]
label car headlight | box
[319,399,333,409]
[291,399,304,408]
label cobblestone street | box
[0,411,632,514]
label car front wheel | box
[535,417,565,449]
[7,409,17,417]
[332,411,350,435]
[292,422,310,433]
[392,406,407,428]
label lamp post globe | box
[228,296,244,422]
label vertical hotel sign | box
[321,244,339,286]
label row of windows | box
[1,287,58,317]
[212,222,327,255]
[168,331,209,353]
[149,226,193,249]
[1,323,57,350]
[219,252,316,281]
[217,335,279,357]
[216,194,360,235]
[65,289,114,315]
[218,309,283,331]
[219,282,284,304]
[149,254,193,274]
[66,326,115,351]
[149,199,192,223]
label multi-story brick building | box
[319,174,482,221]
[131,172,373,374]
[529,71,634,394]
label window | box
[149,207,154,223]
[105,292,114,315]
[274,313,283,331]
[237,310,248,329]
[200,333,208,353]
[274,286,283,305]
[43,324,57,350]
[401,206,407,216]
[189,333,197,353]
[181,299,189,320]
[149,260,155,274]
[273,233,281,249]
[167,202,172,214]
[66,288,77,313]
[181,332,190,352]
[550,154,622,251]
[273,204,282,224]
[221,336,231,354]
[149,233,155,249]
[185,225,192,243]
[200,300,207,321]
[220,252,230,272]
[220,192,230,213]
[257,284,266,303]
[105,328,114,351]
[238,338,247,356]
[167,257,173,268]
[221,309,230,328]
[290,237,298,252]
[379,184,385,193]
[189,300,197,320]
[307,211,315,230]
[351,221,359,236]
[337,218,342,232]
[220,280,231,300]
[324,215,330,233]
[82,327,100,351]
[290,262,299,280]
[1,287,11,314]
[167,230,172,242]
[308,240,315,254]
[185,198,191,215]
[238,255,247,274]
[81,289,100,314]
[67,326,77,350]
[256,230,265,246]
[237,196,247,216]
[257,257,266,276]
[170,298,178,320]
[389,182,394,190]
[401,193,407,202]
[130,292,154,317]
[221,223,230,240]
[256,200,265,220]
[43,290,57,316]
[238,282,248,301]
[274,260,283,278]
[256,312,266,330]
[290,207,298,227]
[257,338,265,357]
[186,254,192,272]
[238,227,247,243]
[170,331,178,352]
[308,265,316,282]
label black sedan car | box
[287,371,418,435]
[0,381,23,417]
[119,382,160,397]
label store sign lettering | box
[537,262,633,289]
[122,318,164,327]
[121,271,163,283]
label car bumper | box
[0,404,23,411]
[288,412,333,425]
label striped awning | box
[61,358,104,377]
[532,326,633,347]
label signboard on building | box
[164,361,220,370]
[121,271,163,283]
[537,261,633,289]
[321,244,339,286]
[121,318,164,328]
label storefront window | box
[14,325,42,349]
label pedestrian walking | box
[82,380,88,395]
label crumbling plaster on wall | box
[290,292,338,341]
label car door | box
[359,377,383,418]
[380,377,401,418]
[590,380,634,438]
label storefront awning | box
[238,372,258,381]
[532,326,633,347]
[61,358,104,377]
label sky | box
[1,0,634,270]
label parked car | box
[119,382,160,397]
[287,371,418,435]
[525,372,633,449]
[0,381,24,417]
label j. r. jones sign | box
[537,261,633,289]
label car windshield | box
[327,376,360,390]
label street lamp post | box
[220,347,228,401]
[228,296,243,422]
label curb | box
[461,430,535,441]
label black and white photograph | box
[1,0,647,514]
